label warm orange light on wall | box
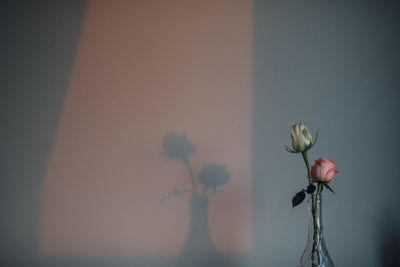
[41,0,252,256]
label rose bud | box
[311,158,338,183]
[291,121,313,152]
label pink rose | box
[311,158,338,183]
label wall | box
[0,0,399,266]
[252,0,400,266]
[0,0,87,265]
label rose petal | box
[324,168,336,182]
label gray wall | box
[0,0,399,266]
[0,0,87,264]
[252,0,400,266]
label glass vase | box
[299,195,334,267]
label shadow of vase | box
[180,194,219,260]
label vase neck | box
[300,194,335,266]
[307,194,323,240]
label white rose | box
[291,121,312,152]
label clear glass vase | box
[299,195,334,267]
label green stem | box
[183,157,197,196]
[316,182,323,196]
[301,151,322,264]
[301,151,312,185]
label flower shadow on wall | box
[159,131,230,262]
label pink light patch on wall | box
[40,0,253,256]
